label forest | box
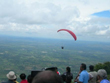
[0,35,110,82]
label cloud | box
[68,16,110,39]
[96,30,107,35]
[0,0,110,41]
[0,0,79,25]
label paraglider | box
[57,29,77,49]
[57,29,77,41]
[61,46,64,49]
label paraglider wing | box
[57,29,77,41]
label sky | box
[0,0,110,42]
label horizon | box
[0,34,110,43]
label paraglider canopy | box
[57,29,77,41]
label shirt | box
[100,79,110,83]
[79,70,89,83]
[20,80,28,83]
[89,71,98,83]
[2,80,15,83]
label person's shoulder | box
[1,81,7,83]
[80,70,88,76]
[20,80,23,83]
[23,80,28,83]
[101,79,110,83]
[25,80,28,83]
[90,71,98,76]
[81,70,86,73]
[2,80,14,83]
[21,80,28,83]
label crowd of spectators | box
[1,63,110,83]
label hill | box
[0,36,110,82]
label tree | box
[94,61,110,79]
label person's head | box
[66,66,71,73]
[89,65,94,71]
[80,63,86,71]
[97,69,107,80]
[7,71,16,81]
[32,70,63,83]
[27,75,33,83]
[20,73,26,80]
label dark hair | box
[32,70,63,83]
[27,75,32,83]
[20,73,26,80]
[55,67,58,70]
[81,63,86,70]
[66,66,71,73]
[89,65,94,71]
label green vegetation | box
[94,62,110,79]
[0,36,110,82]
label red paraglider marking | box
[57,29,77,41]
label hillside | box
[0,36,110,82]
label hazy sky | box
[0,0,110,42]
